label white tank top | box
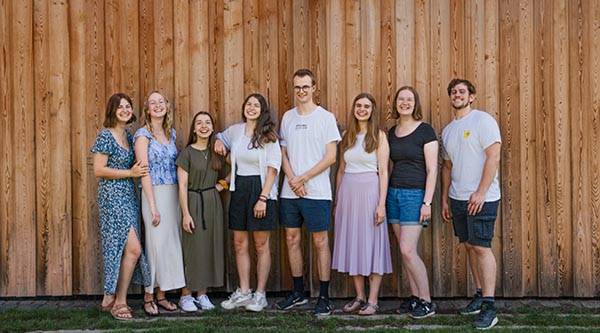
[235,135,261,176]
[343,134,378,173]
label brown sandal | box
[343,297,366,313]
[111,303,134,321]
[143,299,159,316]
[156,298,177,311]
[358,302,379,316]
[100,298,115,312]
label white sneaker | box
[220,288,253,310]
[245,290,268,312]
[195,294,216,310]
[178,295,198,312]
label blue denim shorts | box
[386,187,428,227]
[450,199,499,247]
[279,198,331,232]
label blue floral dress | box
[91,129,150,295]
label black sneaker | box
[396,295,419,314]
[473,303,498,330]
[313,296,333,317]
[409,299,436,319]
[459,293,483,315]
[275,291,308,310]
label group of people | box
[92,69,502,330]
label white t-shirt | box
[441,109,501,201]
[236,135,261,175]
[279,106,341,200]
[343,134,378,173]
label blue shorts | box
[450,199,499,248]
[279,198,331,232]
[386,187,428,227]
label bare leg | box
[233,231,251,292]
[312,230,331,281]
[285,228,303,277]
[399,225,431,302]
[367,274,383,305]
[113,226,142,318]
[351,275,366,301]
[464,242,483,291]
[471,244,496,297]
[392,224,418,296]
[253,231,271,292]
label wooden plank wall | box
[0,0,599,298]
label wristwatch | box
[422,201,432,207]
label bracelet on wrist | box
[218,179,229,190]
[258,196,267,203]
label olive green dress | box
[175,146,224,291]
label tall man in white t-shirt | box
[441,78,501,330]
[275,69,341,316]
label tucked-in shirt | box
[389,122,438,190]
[134,127,178,185]
[235,135,261,176]
[343,134,378,173]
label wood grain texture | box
[2,0,600,298]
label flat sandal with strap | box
[343,297,366,313]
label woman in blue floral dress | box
[92,92,151,320]
[134,91,186,315]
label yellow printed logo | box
[463,130,470,139]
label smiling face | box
[449,83,475,110]
[146,92,167,119]
[354,97,373,122]
[396,89,416,117]
[293,75,315,104]
[194,113,214,141]
[243,96,261,121]
[115,98,133,124]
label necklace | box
[112,129,127,147]
[200,149,208,160]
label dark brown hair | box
[293,68,316,86]
[241,93,279,148]
[340,92,380,155]
[447,78,476,96]
[103,93,136,127]
[187,111,222,171]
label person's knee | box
[254,236,270,255]
[285,231,301,249]
[400,243,416,261]
[312,232,329,251]
[126,243,141,260]
[233,236,248,254]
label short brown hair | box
[293,68,316,86]
[447,78,476,96]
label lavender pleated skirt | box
[332,172,393,276]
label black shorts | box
[450,199,499,248]
[228,175,277,231]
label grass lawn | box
[1,306,600,332]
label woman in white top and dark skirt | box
[332,92,392,315]
[215,93,282,312]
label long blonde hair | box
[140,90,173,139]
[340,92,380,154]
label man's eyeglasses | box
[294,85,312,92]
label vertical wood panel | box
[243,0,260,96]
[70,0,103,295]
[189,0,210,114]
[345,0,361,113]
[552,0,573,297]
[570,0,593,297]
[534,0,558,297]
[174,0,190,149]
[34,0,72,295]
[589,0,600,297]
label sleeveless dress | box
[134,127,186,293]
[91,129,150,295]
[332,134,393,276]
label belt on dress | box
[188,186,216,230]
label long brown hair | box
[187,111,222,171]
[104,93,136,127]
[340,92,380,154]
[140,90,174,138]
[241,93,278,148]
